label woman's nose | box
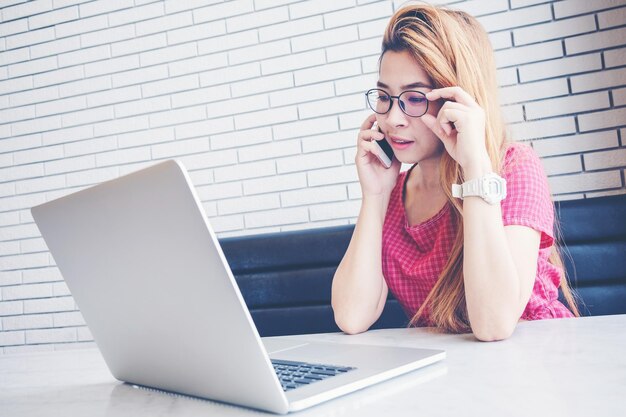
[386,98,408,127]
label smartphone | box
[371,122,394,169]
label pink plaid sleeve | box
[500,143,555,249]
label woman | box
[331,2,578,341]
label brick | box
[232,73,293,98]
[515,15,597,46]
[209,215,245,233]
[2,314,52,331]
[166,21,226,46]
[62,106,114,128]
[78,0,133,18]
[256,0,301,9]
[295,59,362,86]
[518,53,602,83]
[0,241,20,256]
[605,47,626,68]
[0,222,42,242]
[149,105,206,129]
[565,27,626,55]
[44,154,95,175]
[0,48,29,70]
[1,104,36,123]
[499,78,569,105]
[0,330,25,347]
[0,212,21,228]
[234,106,299,130]
[0,182,16,198]
[273,116,339,140]
[357,16,388,40]
[327,38,381,63]
[80,25,136,49]
[281,184,347,207]
[164,0,222,14]
[6,26,55,50]
[52,281,71,297]
[259,16,323,42]
[509,116,577,140]
[510,0,554,7]
[289,0,355,20]
[108,2,164,26]
[0,18,28,37]
[238,139,301,163]
[211,127,272,150]
[174,116,234,140]
[58,75,111,98]
[11,114,63,137]
[180,148,239,171]
[2,0,52,22]
[199,62,260,87]
[585,189,626,198]
[140,43,197,67]
[43,124,92,146]
[151,137,210,159]
[324,2,392,29]
[53,311,85,327]
[0,74,33,95]
[553,0,624,18]
[31,36,81,59]
[36,96,87,117]
[452,0,508,16]
[310,200,360,221]
[95,147,151,168]
[298,94,363,119]
[214,160,276,182]
[226,6,289,32]
[25,327,76,344]
[335,74,378,95]
[489,31,513,51]
[525,92,611,120]
[192,0,253,23]
[196,181,242,202]
[171,84,230,108]
[540,154,582,176]
[261,49,326,76]
[188,169,214,186]
[84,55,140,78]
[478,4,552,32]
[169,52,229,78]
[269,82,334,107]
[117,127,174,149]
[291,26,358,53]
[548,170,621,194]
[8,56,57,78]
[495,40,563,68]
[497,68,518,87]
[502,105,524,123]
[276,150,343,174]
[76,326,93,342]
[86,86,141,108]
[0,301,23,317]
[244,207,309,228]
[197,30,258,56]
[533,131,619,157]
[613,87,626,106]
[141,73,198,98]
[111,33,167,57]
[33,65,84,89]
[584,148,626,170]
[16,174,65,194]
[2,283,53,301]
[307,165,358,186]
[20,237,48,253]
[597,7,626,29]
[54,14,108,38]
[242,172,306,195]
[115,96,171,119]
[28,6,79,30]
[229,40,291,66]
[111,65,168,88]
[135,11,194,36]
[218,194,280,215]
[578,107,626,132]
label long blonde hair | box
[380,3,578,332]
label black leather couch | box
[220,194,626,337]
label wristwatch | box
[451,172,507,204]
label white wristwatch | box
[452,172,507,204]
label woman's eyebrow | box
[376,81,433,89]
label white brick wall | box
[1,0,625,353]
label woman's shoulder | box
[501,141,543,175]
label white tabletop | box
[1,314,625,417]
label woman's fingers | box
[360,113,378,131]
[426,86,476,107]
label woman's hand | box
[355,114,401,198]
[421,87,491,173]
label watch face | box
[483,175,506,204]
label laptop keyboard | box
[271,359,355,392]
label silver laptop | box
[31,159,445,414]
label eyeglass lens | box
[366,89,428,117]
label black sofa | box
[220,194,626,337]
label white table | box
[1,315,625,417]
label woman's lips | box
[388,135,414,150]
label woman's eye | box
[408,96,426,103]
[378,96,391,102]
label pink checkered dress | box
[381,142,574,325]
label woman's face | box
[376,49,444,165]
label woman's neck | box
[411,156,442,192]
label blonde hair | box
[380,3,578,332]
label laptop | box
[31,159,445,414]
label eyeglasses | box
[365,88,429,118]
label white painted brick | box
[289,0,355,20]
[495,40,563,68]
[238,139,301,163]
[514,15,596,46]
[30,36,81,60]
[0,301,23,317]
[0,241,20,256]
[58,75,111,99]
[281,218,349,232]
[142,73,198,98]
[197,30,258,56]
[84,55,139,78]
[33,65,84,89]
[541,154,582,176]
[86,86,141,108]
[3,0,52,22]
[335,73,377,96]
[3,314,52,331]
[53,311,85,327]
[281,184,347,207]
[518,53,602,83]
[509,116,577,140]
[357,16,387,40]
[63,136,116,158]
[196,181,242,202]
[179,148,239,171]
[585,189,626,198]
[42,124,92,146]
[163,0,221,14]
[451,0,508,16]
[214,160,276,182]
[167,21,226,46]
[11,114,63,137]
[218,194,280,215]
[584,148,626,171]
[499,78,569,105]
[226,6,289,32]
[108,2,164,26]
[0,330,24,347]
[54,14,108,38]
[234,106,299,130]
[605,47,626,68]
[276,150,343,174]
[579,107,626,132]
[327,38,381,63]
[1,104,35,123]
[525,92,611,120]
[61,106,114,128]
[66,166,119,187]
[325,2,392,29]
[0,182,16,198]
[229,40,291,66]
[299,94,363,119]
[20,237,48,253]
[149,105,206,129]
[209,214,245,233]
[489,31,513,51]
[261,49,326,76]
[25,327,76,344]
[44,154,95,175]
[232,73,293,98]
[242,172,306,195]
[115,96,171,118]
[565,27,626,55]
[136,11,194,36]
[174,116,234,141]
[52,281,71,297]
[0,212,21,228]
[211,127,272,150]
[0,222,42,242]
[307,165,358,186]
[294,59,362,86]
[598,7,626,29]
[205,94,269,120]
[613,87,626,106]
[117,127,173,149]
[28,6,79,30]
[171,84,230,109]
[502,105,524,124]
[151,137,211,159]
[269,82,334,107]
[95,147,151,168]
[479,5,552,32]
[78,0,133,18]
[111,65,168,88]
[192,0,253,23]
[199,62,260,87]
[259,16,322,43]
[0,74,33,95]
[15,174,65,194]
[169,52,229,78]
[6,27,55,50]
[24,297,75,315]
[2,283,53,301]
[80,25,136,49]
[0,162,44,184]
[273,116,339,140]
[510,0,554,7]
[553,0,624,18]
[8,56,57,78]
[255,0,301,9]
[310,200,360,221]
[548,170,622,194]
[36,96,86,117]
[0,18,28,37]
[111,33,167,57]
[244,206,309,228]
[0,47,30,67]
[574,68,622,97]
[188,169,213,186]
[76,326,93,342]
[140,43,197,67]
[496,68,518,87]
[291,26,358,53]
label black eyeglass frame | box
[365,88,430,118]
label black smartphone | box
[371,122,394,168]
